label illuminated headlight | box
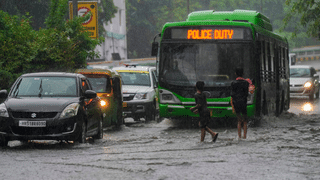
[100,100,107,107]
[134,93,147,100]
[0,103,9,117]
[60,103,80,118]
[304,82,312,88]
[247,93,254,105]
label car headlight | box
[60,103,80,118]
[134,93,148,100]
[304,82,312,88]
[0,103,9,117]
[100,100,107,107]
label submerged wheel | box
[0,136,8,147]
[94,118,103,139]
[78,121,87,143]
[145,104,156,122]
[309,92,314,101]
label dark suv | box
[0,72,103,147]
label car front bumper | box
[123,101,153,118]
[0,116,82,141]
[290,86,313,97]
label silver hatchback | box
[290,65,320,100]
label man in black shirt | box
[231,67,249,139]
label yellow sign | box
[69,1,98,39]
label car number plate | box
[123,102,127,107]
[19,121,46,127]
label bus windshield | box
[160,43,253,87]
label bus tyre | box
[0,135,8,147]
[78,121,87,143]
[94,118,103,139]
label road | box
[1,96,320,180]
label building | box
[95,0,127,62]
[290,45,320,62]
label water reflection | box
[289,97,319,114]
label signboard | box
[167,27,252,40]
[69,1,98,39]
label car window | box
[119,72,151,86]
[290,68,311,77]
[11,77,77,97]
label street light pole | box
[73,0,78,17]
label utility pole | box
[73,0,78,17]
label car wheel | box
[146,104,156,122]
[94,118,103,139]
[309,92,314,100]
[116,107,123,127]
[0,135,8,147]
[78,121,87,143]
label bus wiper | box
[38,79,43,97]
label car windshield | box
[11,77,77,97]
[118,72,151,86]
[87,76,109,93]
[290,68,311,77]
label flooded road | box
[1,100,320,180]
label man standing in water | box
[231,67,249,139]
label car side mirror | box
[0,90,8,99]
[84,90,97,99]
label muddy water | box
[1,112,320,180]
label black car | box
[0,72,103,147]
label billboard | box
[69,1,98,39]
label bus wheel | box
[279,93,284,114]
[262,98,268,115]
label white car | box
[113,65,158,121]
[290,65,320,100]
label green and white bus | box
[151,10,290,121]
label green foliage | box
[284,0,320,39]
[0,0,103,90]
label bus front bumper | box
[159,104,255,118]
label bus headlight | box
[304,82,312,88]
[159,89,181,104]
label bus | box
[151,10,290,121]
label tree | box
[284,0,320,39]
[0,0,103,90]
